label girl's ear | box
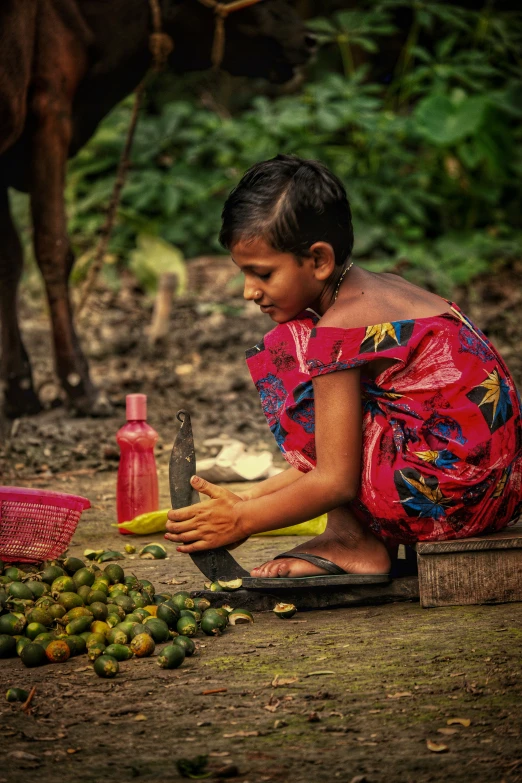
[309,242,336,281]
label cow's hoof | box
[68,390,114,418]
[3,380,43,418]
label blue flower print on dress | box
[359,320,415,353]
[255,373,286,420]
[288,381,315,434]
[422,412,467,446]
[467,367,514,434]
[390,418,420,453]
[394,468,453,520]
[412,448,459,470]
[362,382,423,422]
[255,374,289,448]
[458,324,495,362]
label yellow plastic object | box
[114,510,327,537]
[253,514,327,537]
[113,510,169,535]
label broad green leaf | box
[129,234,187,295]
[413,93,488,145]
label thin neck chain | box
[333,260,354,301]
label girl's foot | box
[250,508,391,578]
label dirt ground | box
[1,260,522,782]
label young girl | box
[165,155,522,579]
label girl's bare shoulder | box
[318,269,450,330]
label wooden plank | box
[242,573,390,589]
[191,576,420,612]
[416,523,522,555]
[417,549,522,608]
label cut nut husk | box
[217,578,243,591]
[426,739,449,753]
[205,582,224,592]
[228,609,254,625]
[96,550,125,563]
[139,544,167,560]
[84,549,104,561]
[273,603,297,619]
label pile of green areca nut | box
[0,555,254,683]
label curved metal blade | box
[169,409,249,582]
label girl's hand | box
[234,489,254,501]
[165,475,246,553]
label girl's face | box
[231,238,325,323]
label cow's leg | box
[0,185,42,417]
[29,78,110,417]
[30,164,110,416]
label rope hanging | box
[197,0,264,68]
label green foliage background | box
[18,0,522,295]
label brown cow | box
[0,0,315,418]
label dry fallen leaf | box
[386,691,413,699]
[271,675,299,688]
[264,698,280,713]
[223,730,259,738]
[437,728,458,736]
[427,740,449,753]
[304,670,336,677]
[66,748,80,755]
[447,718,471,727]
[7,752,41,762]
[134,714,147,721]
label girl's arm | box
[166,367,362,551]
[236,466,303,501]
[235,367,362,536]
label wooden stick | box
[148,272,177,345]
[201,688,228,695]
[21,686,36,714]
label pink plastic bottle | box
[116,394,159,534]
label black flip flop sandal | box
[240,552,390,589]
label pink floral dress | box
[246,303,522,544]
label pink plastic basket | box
[0,486,91,563]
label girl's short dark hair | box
[219,154,353,265]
